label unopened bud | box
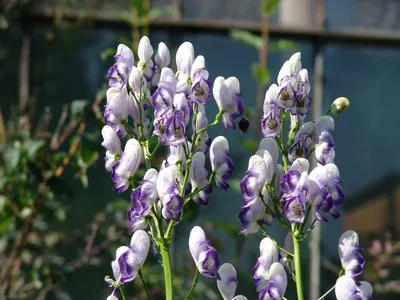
[104,275,114,287]
[331,97,350,116]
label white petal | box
[130,230,150,269]
[190,151,208,188]
[264,84,279,107]
[101,125,121,154]
[121,138,143,174]
[210,136,230,171]
[335,275,357,300]
[158,67,177,92]
[138,36,153,61]
[155,42,170,68]
[176,42,194,73]
[116,44,134,66]
[324,163,340,181]
[157,165,180,201]
[359,281,373,298]
[191,55,209,79]
[212,77,227,109]
[277,60,291,84]
[298,69,310,93]
[232,296,248,300]
[128,66,141,93]
[288,52,302,76]
[255,149,274,183]
[314,116,334,141]
[225,76,240,94]
[107,295,118,300]
[106,87,129,118]
[189,226,206,263]
[296,121,315,138]
[338,230,359,266]
[268,262,287,296]
[217,263,238,300]
[258,138,279,169]
[308,165,328,188]
[290,158,310,173]
[112,246,132,281]
[143,168,159,185]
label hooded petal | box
[129,230,150,269]
[335,275,373,300]
[259,138,279,168]
[189,226,207,262]
[128,66,142,93]
[210,136,234,190]
[138,36,153,61]
[255,149,274,183]
[240,155,267,201]
[217,263,238,300]
[102,125,122,154]
[156,165,181,200]
[155,42,170,68]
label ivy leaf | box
[230,30,263,50]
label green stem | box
[160,243,173,300]
[292,232,304,300]
[139,269,153,299]
[118,286,127,300]
[183,268,200,300]
[318,284,335,300]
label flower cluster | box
[238,52,369,300]
[101,36,243,298]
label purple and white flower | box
[189,226,220,279]
[152,67,177,118]
[253,237,287,300]
[111,230,150,284]
[176,42,195,95]
[217,263,248,300]
[107,44,134,89]
[101,125,122,172]
[128,168,158,222]
[309,163,344,222]
[104,87,130,137]
[190,55,211,104]
[335,275,372,300]
[137,36,154,81]
[261,84,282,138]
[111,138,143,193]
[314,116,335,165]
[338,230,365,278]
[193,104,211,153]
[152,42,171,86]
[189,152,212,205]
[213,76,244,130]
[210,136,234,191]
[157,165,183,220]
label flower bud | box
[331,97,350,116]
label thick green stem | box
[160,244,173,300]
[118,286,127,300]
[292,233,304,300]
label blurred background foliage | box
[1,0,400,299]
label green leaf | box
[251,63,271,84]
[100,48,116,62]
[23,139,46,160]
[263,0,280,13]
[239,137,258,152]
[70,100,89,118]
[213,221,239,238]
[3,147,20,171]
[270,39,299,52]
[230,30,263,50]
